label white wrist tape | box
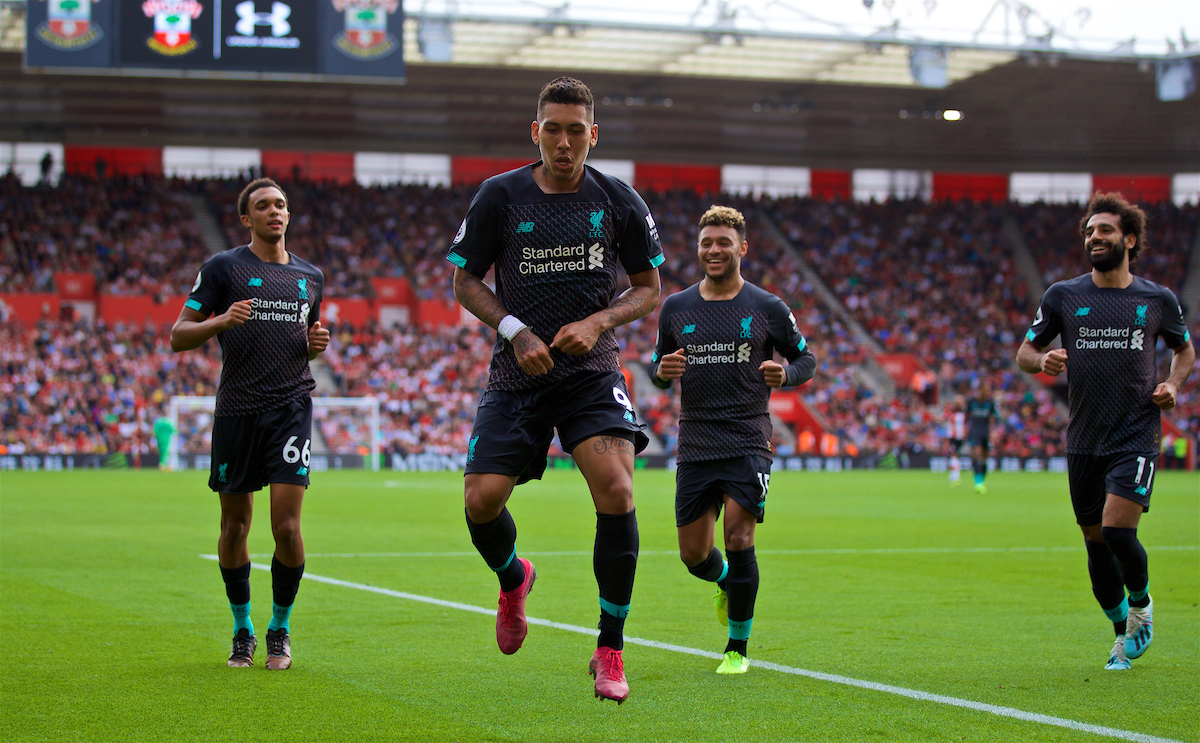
[498,315,529,342]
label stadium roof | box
[1,1,1197,173]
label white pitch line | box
[198,555,1187,743]
[242,545,1199,559]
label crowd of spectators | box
[2,171,1196,463]
[1,172,211,297]
[0,317,221,459]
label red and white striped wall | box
[3,142,1198,205]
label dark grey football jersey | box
[650,282,816,463]
[1026,273,1191,455]
[446,163,664,391]
[185,245,323,417]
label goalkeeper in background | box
[170,178,329,671]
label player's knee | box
[679,545,708,566]
[271,517,302,548]
[725,529,754,552]
[219,513,251,543]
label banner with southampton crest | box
[25,0,404,81]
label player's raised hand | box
[308,320,330,356]
[760,359,785,388]
[1152,381,1178,410]
[550,318,602,356]
[221,299,253,330]
[656,349,687,381]
[1041,348,1067,376]
[514,328,554,376]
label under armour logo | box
[235,1,291,37]
[588,242,604,270]
[1131,329,1144,350]
[737,343,751,362]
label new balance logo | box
[235,1,291,37]
[737,343,751,362]
[296,466,308,476]
[588,242,604,270]
[623,411,634,423]
[682,324,696,334]
[1135,485,1147,496]
[247,278,263,287]
[1075,307,1091,316]
[516,222,534,233]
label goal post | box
[168,396,381,473]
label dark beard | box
[1087,241,1125,273]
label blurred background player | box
[170,178,330,670]
[651,205,816,674]
[944,395,967,486]
[966,382,998,493]
[446,77,663,703]
[1016,192,1193,670]
[153,408,176,472]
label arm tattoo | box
[454,273,507,329]
[592,435,633,455]
[600,287,651,330]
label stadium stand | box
[1,173,1195,463]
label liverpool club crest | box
[332,0,399,60]
[141,0,204,56]
[36,0,104,51]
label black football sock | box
[1102,526,1149,607]
[1085,538,1127,635]
[268,555,304,632]
[725,546,759,653]
[220,561,253,635]
[687,547,727,583]
[466,508,525,592]
[595,509,638,651]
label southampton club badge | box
[141,0,204,57]
[36,0,104,51]
[331,0,400,60]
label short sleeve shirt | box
[185,245,323,417]
[1025,273,1191,455]
[446,163,665,391]
[651,282,814,463]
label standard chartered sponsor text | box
[249,297,300,323]
[519,244,586,274]
[1076,326,1134,350]
[687,341,737,365]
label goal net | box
[167,396,381,473]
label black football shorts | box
[1067,450,1157,525]
[209,397,314,494]
[465,370,648,485]
[675,454,773,527]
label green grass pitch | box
[2,468,1197,742]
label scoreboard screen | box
[25,0,405,82]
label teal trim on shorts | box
[599,597,630,619]
[728,617,753,641]
[1103,597,1129,623]
[492,548,516,573]
[447,251,467,268]
[185,298,202,311]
